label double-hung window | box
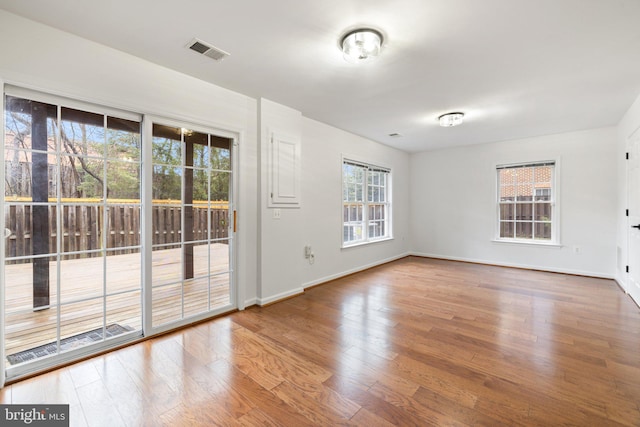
[342,159,391,246]
[497,161,556,243]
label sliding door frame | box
[142,115,239,337]
[0,88,240,385]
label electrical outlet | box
[304,245,312,258]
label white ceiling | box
[1,0,640,152]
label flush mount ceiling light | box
[341,28,383,63]
[438,112,465,127]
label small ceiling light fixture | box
[438,112,465,127]
[341,28,383,63]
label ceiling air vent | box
[187,38,230,61]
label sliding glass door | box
[149,121,234,329]
[3,89,142,374]
[2,88,237,380]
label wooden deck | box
[4,243,231,366]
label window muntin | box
[343,159,391,246]
[497,162,555,242]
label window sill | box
[491,239,562,248]
[342,236,393,249]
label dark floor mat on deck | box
[6,323,134,365]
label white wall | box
[258,99,304,304]
[616,91,640,304]
[258,99,411,304]
[410,127,618,278]
[299,117,411,288]
[0,10,260,306]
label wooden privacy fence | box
[4,201,229,264]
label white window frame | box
[495,160,560,246]
[342,157,392,248]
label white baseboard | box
[410,252,614,280]
[257,287,304,306]
[243,297,257,309]
[301,252,412,289]
[255,252,412,306]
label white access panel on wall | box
[268,132,301,207]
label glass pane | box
[191,243,210,277]
[152,205,181,245]
[60,204,101,254]
[107,204,141,249]
[107,117,140,162]
[191,206,209,242]
[516,184,533,201]
[500,221,514,239]
[210,208,229,241]
[59,255,103,303]
[106,249,141,294]
[535,203,552,221]
[534,187,551,201]
[152,124,181,165]
[356,183,363,202]
[186,130,209,169]
[4,205,56,258]
[61,107,105,157]
[59,299,104,348]
[498,169,516,186]
[107,161,140,200]
[499,203,514,221]
[5,96,57,152]
[191,169,209,202]
[152,283,182,327]
[4,254,57,311]
[106,291,141,334]
[184,277,210,318]
[152,244,182,286]
[516,203,533,221]
[59,155,104,200]
[499,186,516,202]
[535,222,552,240]
[152,165,182,201]
[4,149,58,199]
[210,171,230,202]
[5,307,58,367]
[211,272,231,309]
[536,166,552,185]
[210,136,232,171]
[516,222,532,239]
[515,167,534,183]
[210,242,230,276]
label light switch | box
[273,208,281,219]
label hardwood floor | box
[2,256,640,426]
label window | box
[497,161,556,242]
[342,159,391,246]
